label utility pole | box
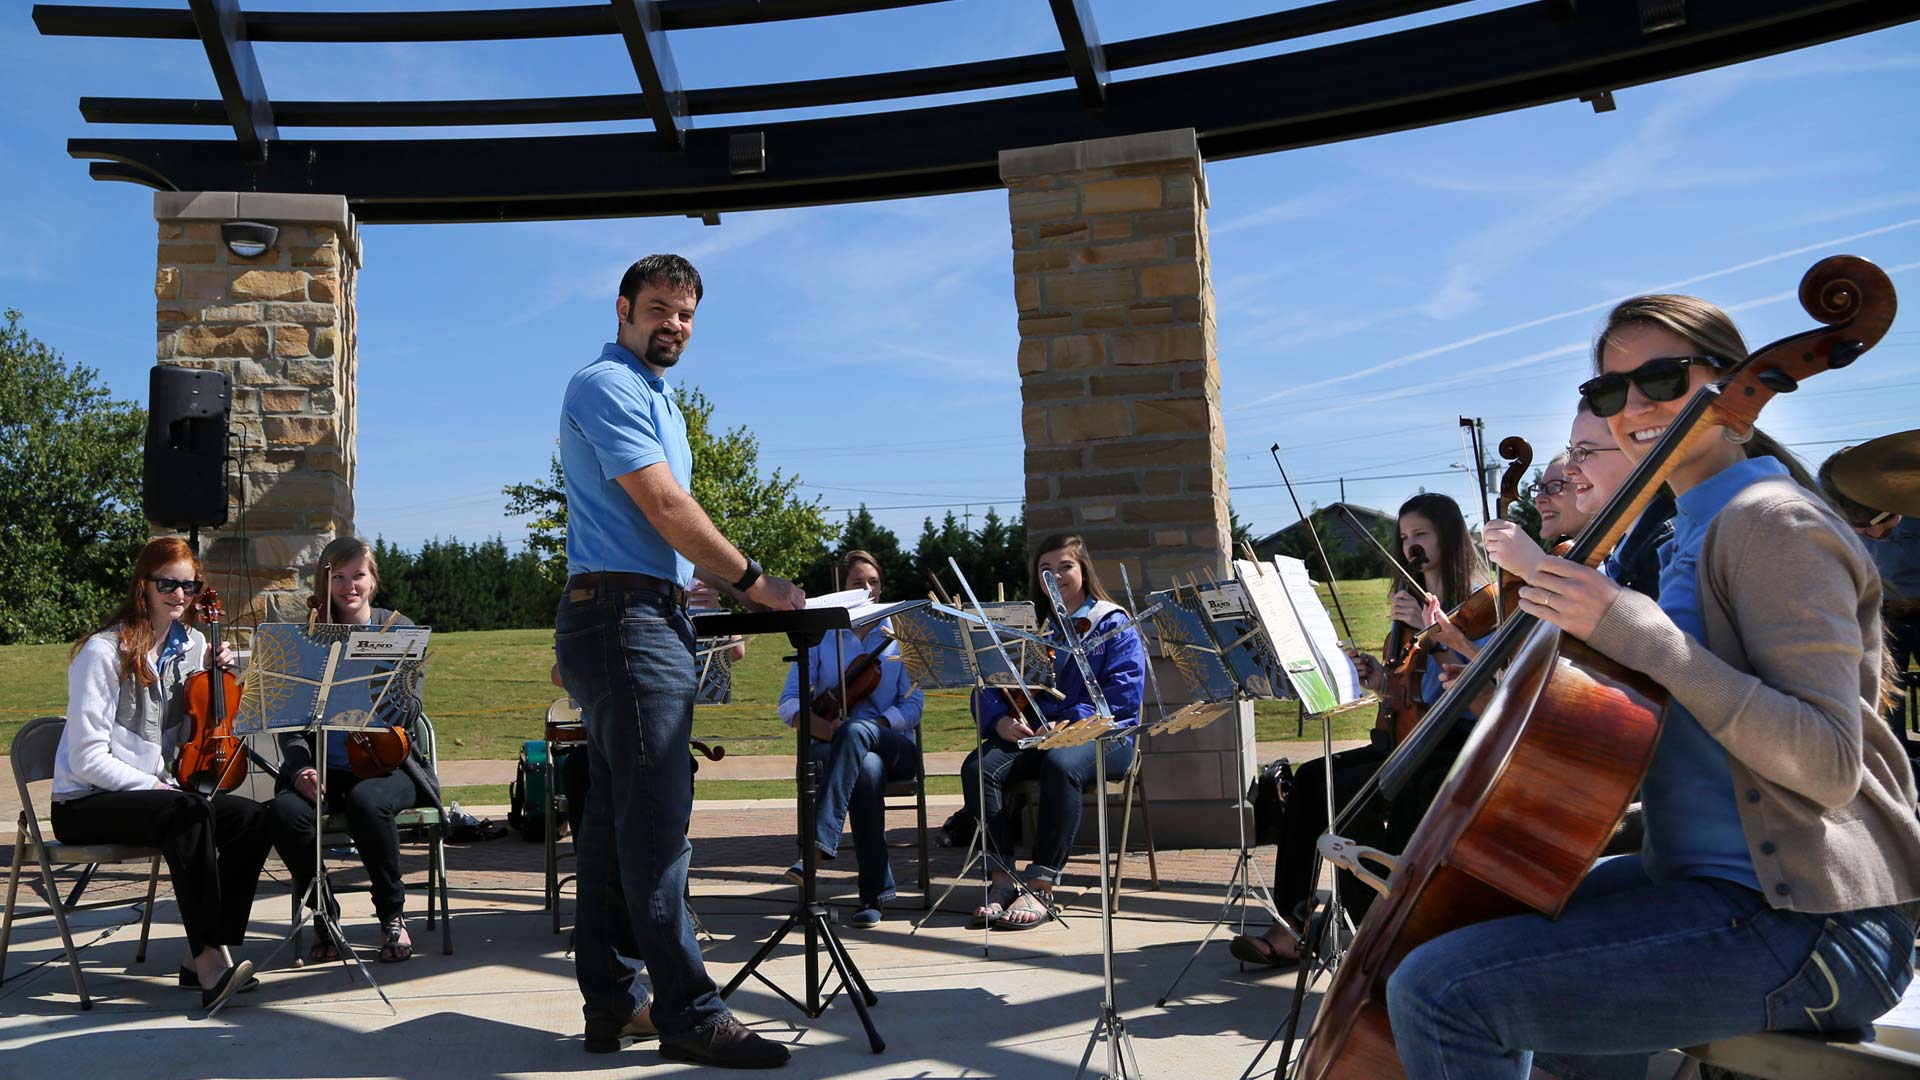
[1339,476,1347,504]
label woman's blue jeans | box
[809,718,919,902]
[962,735,1135,884]
[1388,854,1916,1080]
[555,585,727,1039]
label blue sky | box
[3,2,1918,559]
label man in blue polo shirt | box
[554,254,804,1069]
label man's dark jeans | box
[555,584,725,1038]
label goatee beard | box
[646,341,682,369]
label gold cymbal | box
[1826,428,1920,516]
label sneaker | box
[850,900,883,929]
[781,860,804,887]
[659,1014,791,1069]
[584,1004,657,1053]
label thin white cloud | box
[1235,215,1920,408]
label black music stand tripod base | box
[705,615,884,1054]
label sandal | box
[306,918,343,963]
[378,916,414,963]
[1228,932,1300,969]
[992,888,1055,931]
[970,880,1020,929]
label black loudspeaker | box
[143,365,231,529]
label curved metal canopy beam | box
[32,0,955,41]
[59,0,1920,224]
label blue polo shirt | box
[1640,456,1781,891]
[560,342,694,585]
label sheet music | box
[804,590,927,631]
[1269,556,1366,707]
[1235,558,1360,714]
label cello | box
[1296,255,1895,1079]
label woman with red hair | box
[49,537,271,1012]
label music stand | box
[223,620,429,1018]
[900,583,1074,951]
[695,602,921,1056]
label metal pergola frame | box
[34,0,1919,223]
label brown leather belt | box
[566,571,687,607]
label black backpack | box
[1248,757,1294,847]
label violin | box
[1298,255,1896,1078]
[176,589,247,795]
[810,637,891,725]
[1000,614,1095,727]
[313,597,413,780]
[1369,549,1431,749]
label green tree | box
[0,310,147,643]
[501,451,566,578]
[1229,502,1255,551]
[502,384,835,583]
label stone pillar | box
[154,192,360,641]
[1001,129,1251,849]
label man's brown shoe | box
[659,1014,790,1069]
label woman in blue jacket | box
[963,534,1144,930]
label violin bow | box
[1269,443,1358,645]
[1335,503,1431,605]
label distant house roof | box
[1253,502,1393,559]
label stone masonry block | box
[1014,248,1068,274]
[1083,306,1126,330]
[155,267,180,300]
[1076,239,1168,267]
[1090,219,1133,241]
[231,270,307,301]
[1026,476,1052,504]
[1020,376,1085,404]
[264,416,339,446]
[313,328,340,358]
[1050,334,1105,371]
[157,243,219,267]
[1027,505,1074,531]
[1123,497,1214,524]
[1142,470,1182,496]
[173,325,268,359]
[1018,312,1076,337]
[273,325,311,358]
[261,388,307,413]
[291,244,339,268]
[1041,268,1135,309]
[1110,327,1205,366]
[1141,263,1202,299]
[264,302,336,324]
[282,359,337,387]
[308,273,340,304]
[1022,406,1047,445]
[1081,177,1163,215]
[1014,277,1040,313]
[1017,338,1047,376]
[1081,503,1118,522]
[1025,447,1083,473]
[1050,401,1132,443]
[200,303,265,323]
[1090,371,1174,397]
[1089,437,1210,469]
[1133,398,1210,435]
[182,270,228,300]
[1009,188,1079,225]
[157,308,192,326]
[1058,472,1141,498]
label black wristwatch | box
[732,557,763,594]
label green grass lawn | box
[0,578,1397,759]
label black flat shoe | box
[178,965,261,993]
[200,959,256,1012]
[584,1006,658,1053]
[659,1015,790,1069]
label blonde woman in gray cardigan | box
[1390,294,1920,1080]
[50,537,271,1013]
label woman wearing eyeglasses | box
[1820,449,1920,749]
[1530,452,1593,546]
[1229,493,1491,968]
[268,536,437,965]
[1387,293,1920,1080]
[1491,403,1677,601]
[48,537,271,1012]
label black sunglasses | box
[1578,355,1724,418]
[149,576,203,595]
